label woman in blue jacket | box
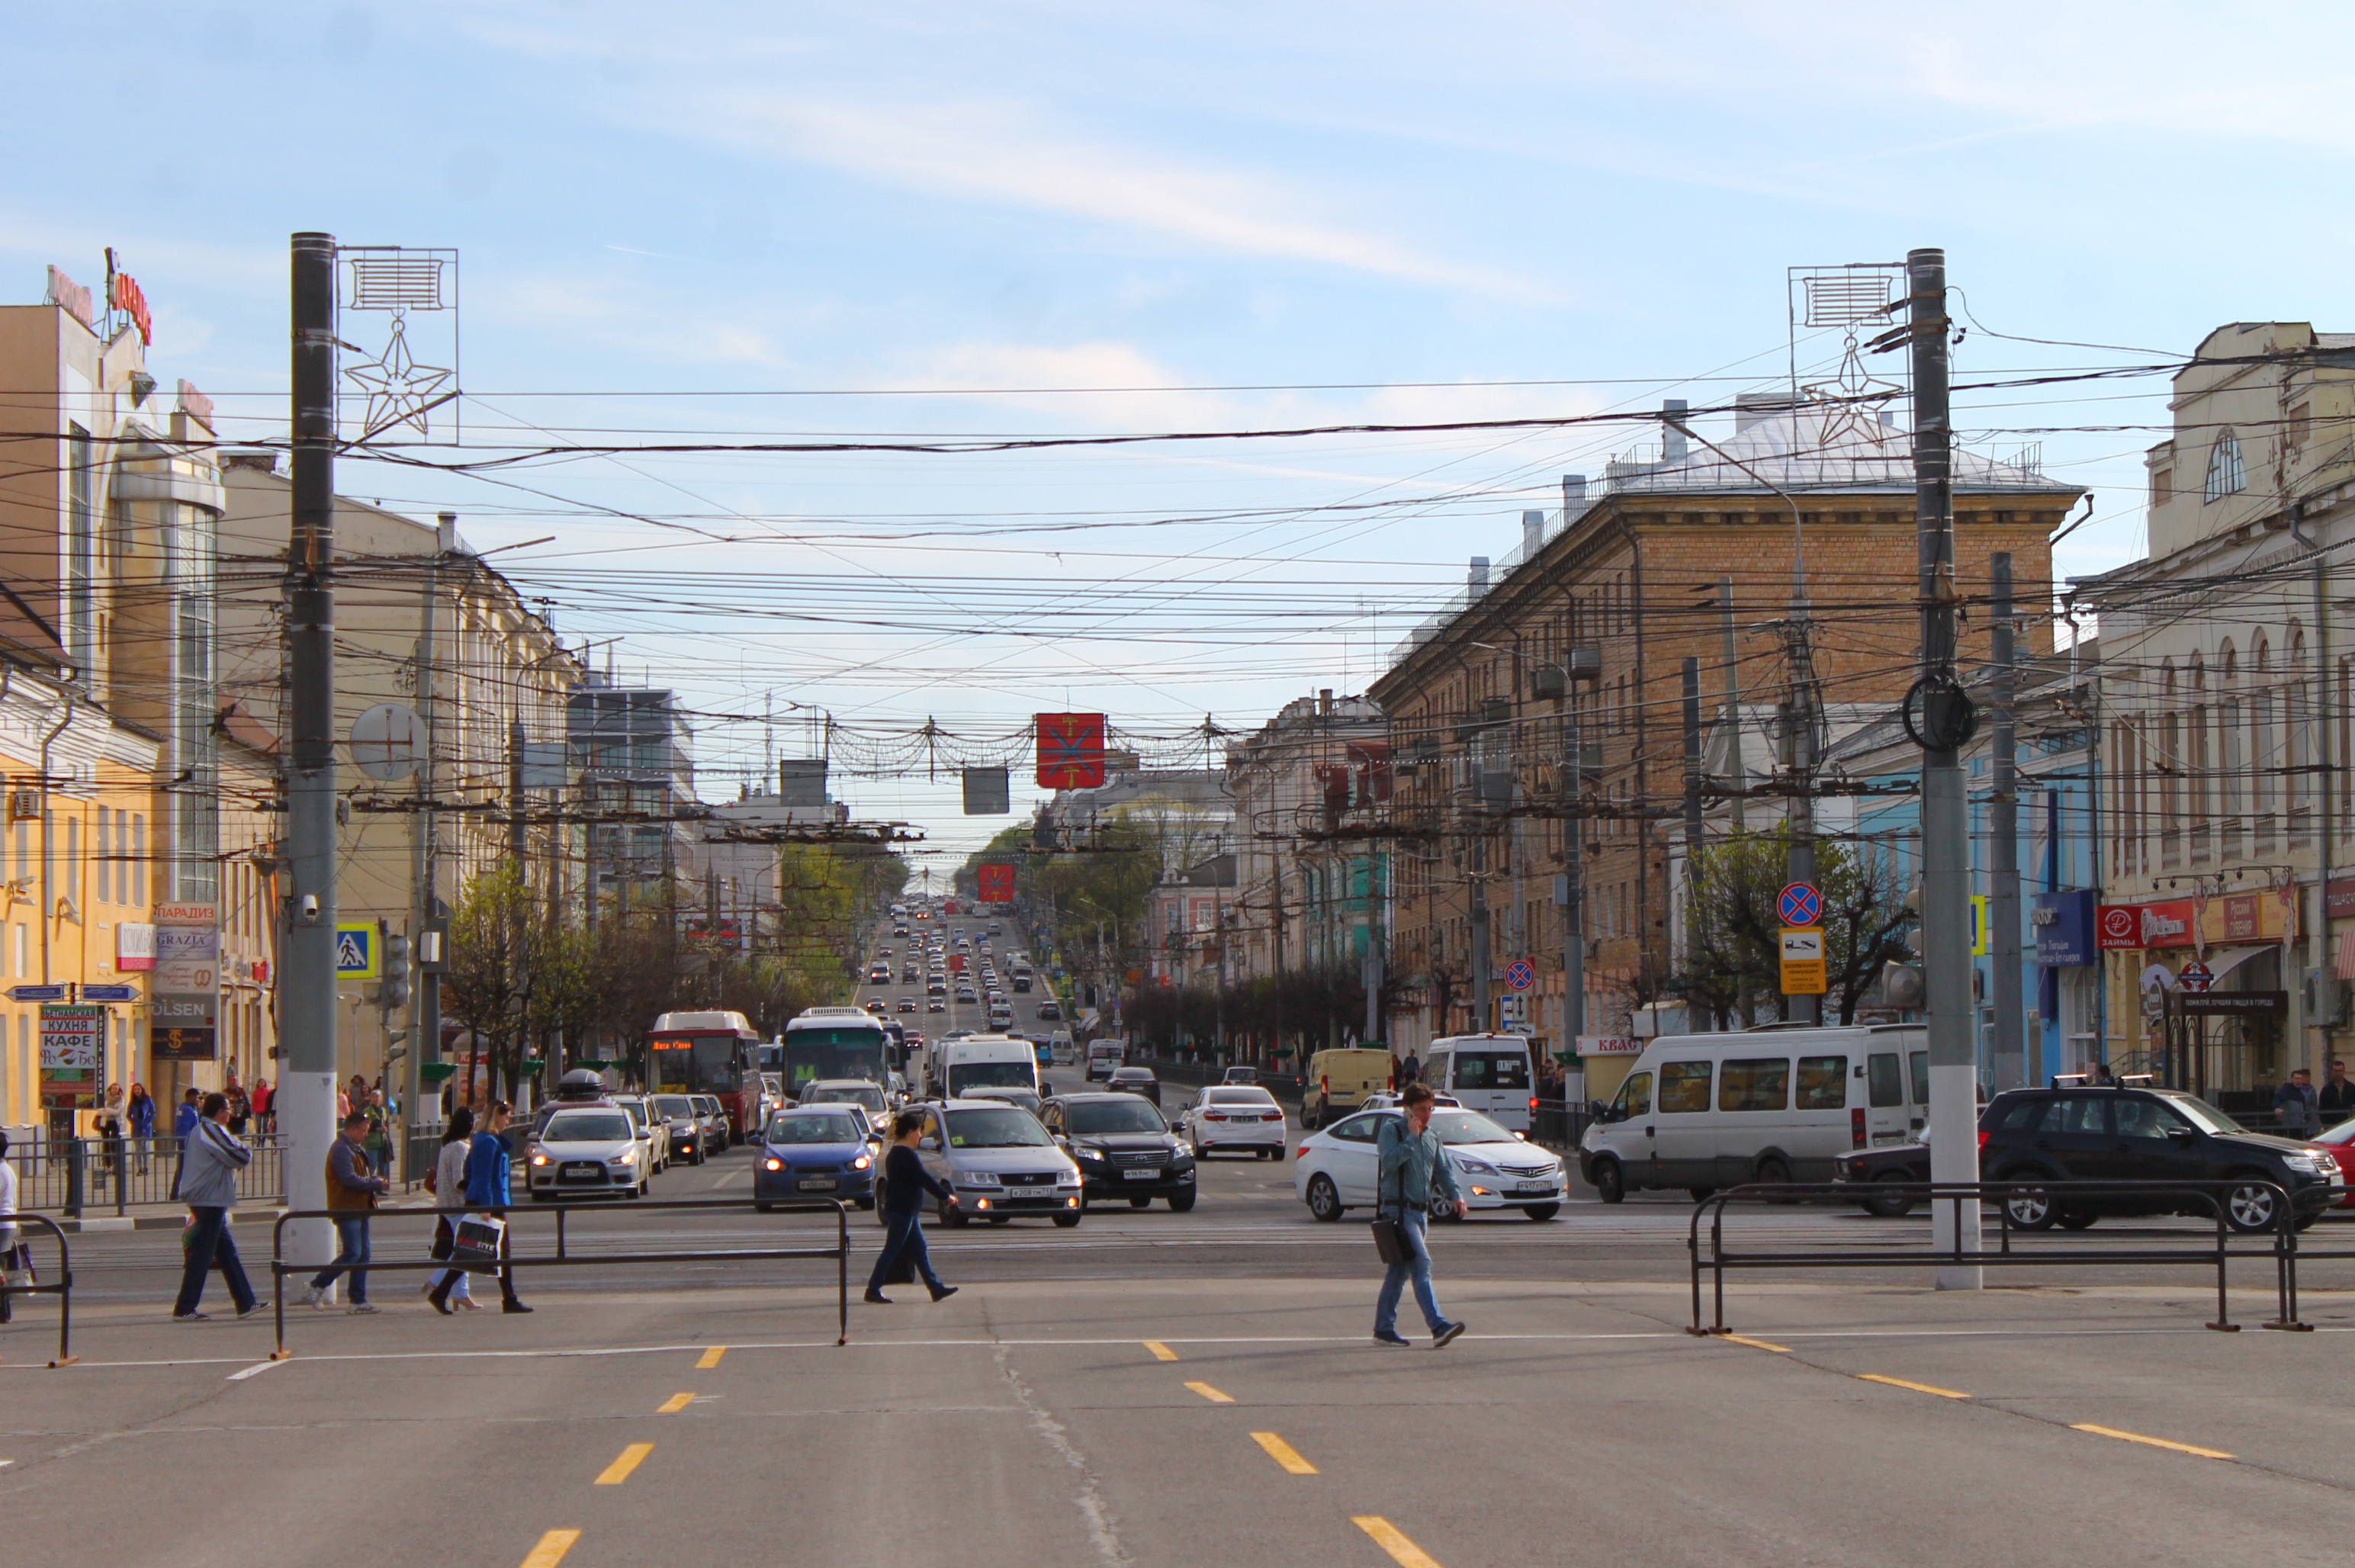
[429,1100,532,1314]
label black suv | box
[1837,1082,2341,1232]
[1042,1091,1197,1212]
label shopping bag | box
[452,1214,506,1273]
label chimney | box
[1319,689,1333,716]
[436,510,458,552]
[1561,473,1587,509]
[1521,509,1545,556]
[1662,398,1688,464]
[1734,391,1784,433]
[1469,556,1490,594]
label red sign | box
[107,255,153,346]
[2178,962,2213,992]
[2096,899,2196,950]
[45,265,94,328]
[1036,712,1107,790]
[976,861,1017,904]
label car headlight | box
[530,1153,548,1166]
[961,1171,1002,1186]
[1457,1158,1497,1176]
[850,1153,872,1170]
[1071,1145,1104,1161]
[618,1149,637,1165]
[764,1157,783,1171]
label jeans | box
[310,1215,372,1304]
[1374,1207,1447,1338]
[174,1206,258,1316]
[867,1208,943,1294]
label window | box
[68,424,94,677]
[95,806,108,904]
[1657,1059,1712,1113]
[1910,1051,1930,1106]
[2038,1097,2107,1135]
[1717,1057,1788,1112]
[2113,1097,2194,1139]
[2204,432,2244,501]
[2151,467,2172,506]
[65,816,78,906]
[1868,1052,1904,1107]
[1610,1071,1651,1120]
[1328,1113,1382,1144]
[1997,1096,2050,1131]
[1795,1056,1847,1110]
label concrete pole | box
[1562,658,1586,1057]
[1470,822,1490,1036]
[1990,554,2023,1090]
[282,231,340,1276]
[1911,246,1982,1287]
[1720,577,1748,833]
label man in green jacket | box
[1374,1082,1467,1348]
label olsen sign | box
[2096,893,2291,951]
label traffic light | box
[381,930,412,1011]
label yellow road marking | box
[1719,1335,1791,1353]
[1143,1340,1178,1361]
[519,1530,581,1568]
[1353,1515,1443,1567]
[696,1346,727,1369]
[1251,1431,1318,1474]
[1184,1380,1235,1403]
[2071,1424,2234,1460]
[657,1392,695,1414]
[594,1443,654,1485]
[1857,1374,1971,1399]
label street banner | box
[40,1004,104,1109]
[1036,713,1107,790]
[976,861,1017,903]
[963,766,1010,815]
[1779,927,1827,995]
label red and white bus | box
[647,1010,763,1143]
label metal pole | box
[1682,654,1704,892]
[1782,628,1820,1026]
[2305,519,2334,1078]
[1990,553,2024,1091]
[1470,821,1491,1033]
[1910,246,1981,1288]
[282,231,340,1281]
[408,519,444,1136]
[1720,577,1747,834]
[1562,660,1586,1053]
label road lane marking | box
[2070,1424,2234,1460]
[227,1359,288,1382]
[1143,1341,1178,1361]
[1718,1335,1791,1353]
[519,1530,581,1568]
[595,1443,654,1485]
[1251,1431,1317,1473]
[1184,1380,1235,1403]
[696,1346,727,1369]
[1857,1374,1971,1399]
[657,1392,696,1413]
[1353,1515,1443,1567]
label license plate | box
[797,1178,838,1192]
[1123,1168,1160,1181]
[1516,1181,1553,1194]
[562,1163,598,1177]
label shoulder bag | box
[1370,1126,1412,1265]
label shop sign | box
[106,249,152,345]
[40,1004,104,1109]
[2033,889,2096,966]
[2098,899,2195,949]
[45,265,94,328]
[1576,1036,1642,1055]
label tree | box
[1675,829,1916,1027]
[443,860,535,1103]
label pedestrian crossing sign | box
[335,921,378,978]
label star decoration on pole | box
[341,314,455,442]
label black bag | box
[1370,1212,1410,1265]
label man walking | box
[2275,1068,2322,1139]
[2321,1059,2355,1124]
[1373,1083,1466,1349]
[305,1112,390,1313]
[865,1112,959,1305]
[171,1093,267,1322]
[429,1100,531,1314]
[172,1086,201,1142]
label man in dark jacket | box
[2321,1059,2355,1123]
[866,1111,959,1305]
[304,1113,390,1313]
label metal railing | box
[265,1197,852,1360]
[5,1134,287,1216]
[1531,1101,1591,1153]
[1686,1180,2308,1336]
[0,1213,79,1365]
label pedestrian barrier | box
[265,1197,852,1360]
[5,1134,286,1216]
[0,1213,79,1366]
[1685,1180,2306,1337]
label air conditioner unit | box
[1566,645,1603,681]
[1531,664,1567,701]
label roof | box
[1605,403,2066,496]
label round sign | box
[2099,905,2138,944]
[1778,882,1822,927]
[2177,962,2213,993]
[349,702,427,782]
[1504,959,1535,993]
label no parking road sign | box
[1504,958,1535,992]
[1778,882,1822,927]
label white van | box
[1421,1033,1537,1133]
[1578,1024,1929,1202]
[937,1033,1040,1099]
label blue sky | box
[9,2,2354,867]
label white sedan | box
[1294,1107,1566,1223]
[1174,1085,1289,1159]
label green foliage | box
[1676,829,1916,1027]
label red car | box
[2308,1118,2355,1206]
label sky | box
[8,1,2355,872]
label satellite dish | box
[349,702,427,781]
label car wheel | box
[1168,1190,1197,1213]
[2002,1182,2059,1231]
[1753,1156,1796,1203]
[1523,1203,1560,1222]
[856,1196,875,1211]
[1592,1158,1626,1205]
[1129,1195,1152,1209]
[1052,1211,1083,1228]
[943,1199,970,1228]
[1306,1174,1345,1223]
[1428,1191,1462,1222]
[2057,1210,2098,1231]
[2295,1210,2324,1232]
[1688,1187,1717,1203]
[988,1216,1010,1226]
[755,1201,773,1214]
[1862,1171,1918,1219]
[2225,1176,2283,1234]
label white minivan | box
[1578,1024,1929,1203]
[1421,1033,1537,1133]
[936,1033,1040,1099]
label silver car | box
[526,1107,647,1200]
[898,1099,1083,1229]
[651,1094,708,1165]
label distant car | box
[1042,1091,1196,1210]
[1220,1066,1259,1085]
[609,1094,670,1174]
[1358,1090,1461,1113]
[865,998,891,1014]
[895,1100,1084,1227]
[896,998,917,1014]
[651,1093,709,1165]
[688,1094,732,1156]
[755,1108,876,1212]
[1036,1000,1062,1020]
[927,999,946,1013]
[1106,1065,1161,1107]
[1831,1141,1932,1216]
[1176,1085,1287,1160]
[1295,1107,1564,1223]
[2311,1117,2355,1206]
[962,1085,1044,1119]
[526,1107,647,1200]
[798,1078,892,1136]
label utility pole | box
[1909,246,1982,1288]
[1560,649,1586,1065]
[1720,577,1748,833]
[1470,818,1491,1035]
[283,231,339,1280]
[406,514,447,1136]
[1990,553,2024,1091]
[509,717,529,864]
[1682,657,1704,879]
[1780,622,1820,1026]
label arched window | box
[2205,431,2245,501]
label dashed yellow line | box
[1353,1515,1444,1567]
[1857,1373,1971,1399]
[1718,1334,1791,1353]
[1143,1340,1178,1361]
[519,1530,581,1568]
[2071,1424,2235,1460]
[657,1392,696,1414]
[696,1346,727,1369]
[594,1443,654,1485]
[1184,1380,1235,1403]
[1251,1431,1318,1474]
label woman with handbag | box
[423,1107,478,1312]
[1372,1083,1467,1349]
[429,1101,530,1314]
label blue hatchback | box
[755,1107,879,1211]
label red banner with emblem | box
[1036,712,1107,789]
[976,861,1017,904]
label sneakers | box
[928,1284,959,1303]
[302,1286,326,1310]
[863,1290,894,1305]
[172,1310,210,1322]
[236,1300,271,1319]
[1373,1331,1411,1348]
[1432,1321,1467,1350]
[348,1302,381,1315]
